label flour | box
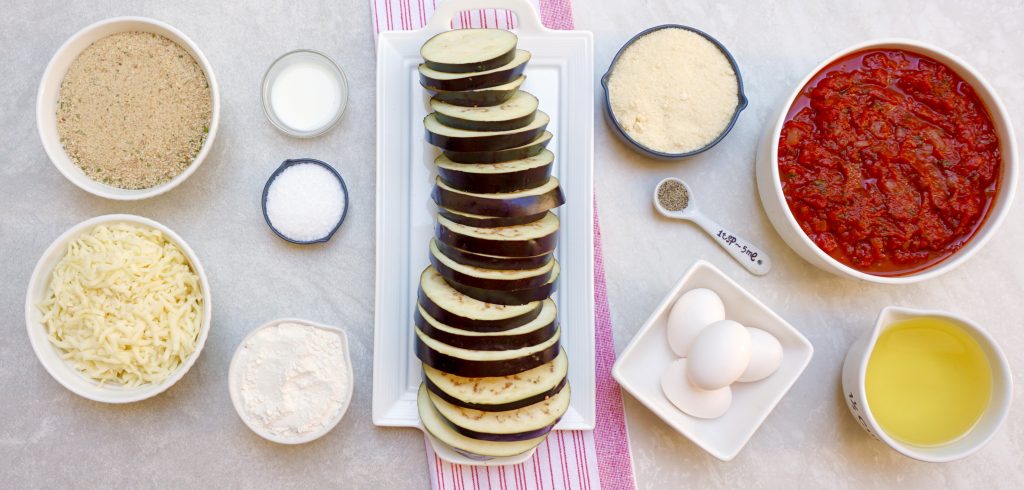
[235,323,350,439]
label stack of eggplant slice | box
[415,28,569,459]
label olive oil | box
[865,317,992,447]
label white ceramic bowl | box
[24,214,213,403]
[841,306,1012,462]
[36,16,221,200]
[612,260,814,461]
[755,39,1018,284]
[228,318,355,445]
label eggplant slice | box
[428,383,570,442]
[438,207,547,229]
[443,131,552,164]
[430,240,553,291]
[417,384,546,458]
[415,326,561,377]
[434,238,552,271]
[431,91,538,132]
[449,261,560,306]
[419,266,542,332]
[430,76,525,107]
[425,111,549,152]
[432,177,565,218]
[435,213,559,258]
[415,299,557,350]
[420,29,518,74]
[436,149,553,194]
[423,348,568,412]
[419,50,531,92]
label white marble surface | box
[1,0,1022,488]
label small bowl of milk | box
[261,49,348,138]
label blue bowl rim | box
[600,24,749,160]
[261,158,350,245]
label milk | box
[269,59,343,133]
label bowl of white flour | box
[228,319,354,444]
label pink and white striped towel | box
[370,1,637,488]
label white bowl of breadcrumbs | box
[36,17,220,200]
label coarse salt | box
[265,162,345,242]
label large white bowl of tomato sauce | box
[756,39,1018,284]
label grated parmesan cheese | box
[608,28,739,154]
[38,223,203,386]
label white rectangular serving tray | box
[372,0,596,446]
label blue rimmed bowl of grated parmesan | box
[601,25,747,159]
[24,214,212,403]
[228,318,354,444]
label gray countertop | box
[2,1,1022,488]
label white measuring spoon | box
[653,177,772,276]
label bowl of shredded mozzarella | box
[25,214,211,403]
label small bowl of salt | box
[262,158,349,244]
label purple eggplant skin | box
[422,48,516,75]
[436,160,552,195]
[443,132,552,164]
[423,373,568,412]
[418,286,542,332]
[415,336,561,377]
[425,119,548,152]
[434,110,536,132]
[451,448,497,461]
[415,308,558,351]
[438,208,547,229]
[431,182,565,218]
[430,250,553,291]
[441,416,562,442]
[447,275,558,306]
[430,83,521,107]
[433,239,553,271]
[435,221,557,258]
[419,60,528,92]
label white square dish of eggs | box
[612,260,813,461]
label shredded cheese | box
[39,223,203,386]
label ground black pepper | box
[657,179,689,211]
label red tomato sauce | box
[778,49,1001,276]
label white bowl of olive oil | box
[841,307,1012,462]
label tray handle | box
[426,0,547,35]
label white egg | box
[736,327,784,383]
[686,320,751,390]
[660,358,732,419]
[665,288,725,357]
